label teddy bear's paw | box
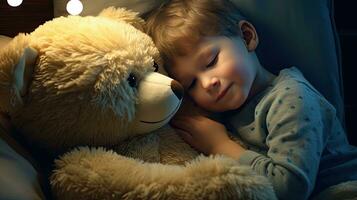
[51,146,146,200]
[50,146,193,200]
[179,155,278,200]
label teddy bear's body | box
[0,7,277,200]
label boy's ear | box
[0,34,38,113]
[238,20,259,52]
[98,7,145,32]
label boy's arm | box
[171,114,247,157]
[237,85,328,200]
[207,138,246,159]
[171,96,247,158]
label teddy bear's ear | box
[98,7,145,32]
[0,34,38,113]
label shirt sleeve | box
[238,83,330,200]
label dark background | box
[335,2,357,146]
[0,0,53,37]
[0,1,356,145]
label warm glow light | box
[66,0,83,15]
[7,0,23,7]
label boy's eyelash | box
[207,52,219,68]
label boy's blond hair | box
[145,0,245,68]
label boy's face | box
[169,36,257,112]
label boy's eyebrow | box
[199,45,213,59]
[198,44,218,62]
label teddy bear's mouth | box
[139,102,181,124]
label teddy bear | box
[0,7,277,200]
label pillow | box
[0,114,46,200]
[54,0,344,123]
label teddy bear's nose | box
[171,80,184,100]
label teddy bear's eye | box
[127,73,138,88]
[153,62,159,72]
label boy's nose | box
[202,76,220,91]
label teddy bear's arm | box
[51,147,277,200]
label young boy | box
[146,0,357,199]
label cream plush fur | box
[0,7,277,200]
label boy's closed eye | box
[206,50,219,68]
[188,50,220,90]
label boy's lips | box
[216,83,233,102]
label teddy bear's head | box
[0,7,183,153]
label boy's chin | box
[216,98,245,111]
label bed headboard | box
[0,0,53,37]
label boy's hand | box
[170,115,246,159]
